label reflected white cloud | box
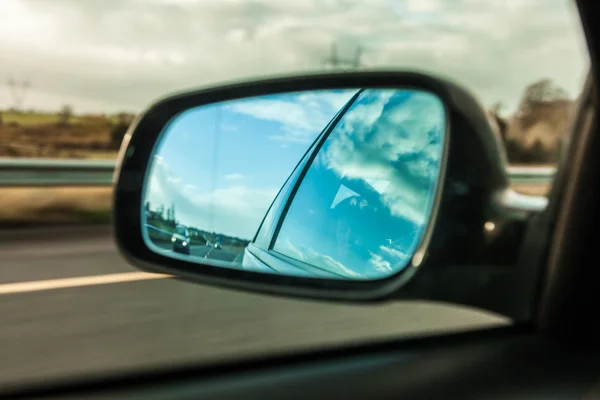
[146,155,277,239]
[224,173,244,180]
[276,239,363,279]
[226,90,357,143]
[322,90,445,225]
[379,244,410,260]
[368,252,392,273]
[277,236,413,279]
[271,89,443,279]
[367,243,414,274]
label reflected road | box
[151,240,239,263]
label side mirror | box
[113,71,546,314]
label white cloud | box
[274,236,413,278]
[226,28,249,43]
[275,238,364,279]
[0,1,58,48]
[405,0,440,14]
[368,252,392,273]
[379,244,409,260]
[226,90,356,143]
[224,173,244,180]
[322,89,445,225]
[145,156,277,239]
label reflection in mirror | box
[142,90,357,265]
[272,89,446,279]
[142,88,446,281]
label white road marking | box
[0,272,173,295]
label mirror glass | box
[142,88,447,280]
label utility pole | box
[7,76,30,112]
[322,42,362,70]
[208,106,222,233]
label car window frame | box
[249,88,448,278]
[251,89,363,250]
[268,88,446,277]
[246,90,365,271]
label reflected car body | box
[172,225,191,255]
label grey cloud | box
[0,0,589,114]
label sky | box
[0,0,590,116]
[144,88,446,280]
[144,89,357,240]
[273,89,445,279]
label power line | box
[322,43,363,70]
[208,106,222,233]
[7,76,30,112]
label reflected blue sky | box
[143,89,357,239]
[273,89,446,279]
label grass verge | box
[0,187,113,227]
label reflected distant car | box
[214,242,222,250]
[171,225,190,255]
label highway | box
[0,226,509,390]
[151,240,239,263]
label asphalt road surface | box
[151,240,239,263]
[0,226,509,390]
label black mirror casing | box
[113,71,541,316]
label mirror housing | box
[113,71,545,316]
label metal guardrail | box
[0,159,556,187]
[0,158,116,186]
[506,166,556,185]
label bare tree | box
[489,102,508,141]
[516,79,569,117]
[7,76,30,112]
[59,104,73,125]
[322,42,363,70]
[117,112,132,125]
[505,79,573,164]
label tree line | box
[489,79,574,164]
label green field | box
[0,110,131,159]
[2,111,121,126]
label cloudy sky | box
[144,89,356,240]
[0,0,590,116]
[144,88,445,279]
[273,89,445,278]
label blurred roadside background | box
[0,0,588,389]
[0,75,569,227]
